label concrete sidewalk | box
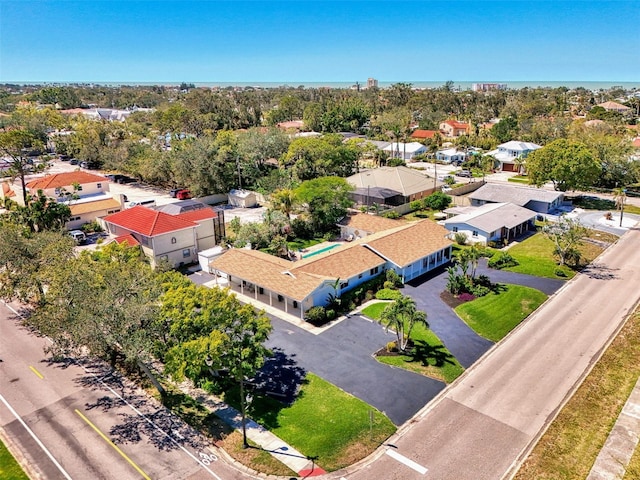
[587,376,640,480]
[177,380,326,477]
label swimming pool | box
[302,243,340,258]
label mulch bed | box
[440,290,465,309]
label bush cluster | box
[375,288,403,301]
[488,252,519,269]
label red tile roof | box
[177,208,217,222]
[411,129,437,139]
[26,171,108,190]
[633,138,640,149]
[104,206,197,236]
[442,120,469,130]
[113,234,140,246]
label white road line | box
[385,448,428,475]
[0,393,73,480]
[1,300,225,479]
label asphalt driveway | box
[265,314,445,426]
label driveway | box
[403,262,566,368]
[265,314,445,426]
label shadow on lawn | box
[410,340,458,368]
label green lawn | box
[455,284,548,342]
[507,176,530,184]
[361,302,465,383]
[500,233,577,279]
[0,440,28,480]
[241,373,396,472]
[287,237,325,251]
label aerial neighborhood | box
[2,81,640,479]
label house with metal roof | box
[486,140,542,172]
[443,203,536,245]
[382,142,427,161]
[467,183,564,214]
[209,219,453,319]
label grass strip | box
[239,373,396,472]
[0,438,29,480]
[514,309,640,480]
[455,284,547,342]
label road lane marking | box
[2,300,222,479]
[74,409,151,480]
[29,365,44,379]
[0,393,73,480]
[75,362,223,479]
[385,448,428,475]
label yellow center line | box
[29,366,44,379]
[74,409,151,480]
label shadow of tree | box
[405,340,457,368]
[580,263,620,280]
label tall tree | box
[379,295,428,353]
[542,217,589,266]
[525,139,601,191]
[294,176,354,233]
[0,129,46,204]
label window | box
[452,226,458,232]
[140,236,150,246]
[472,230,478,237]
[358,273,363,279]
[370,266,379,275]
[171,237,177,244]
[69,216,81,221]
[340,281,349,289]
[159,255,168,262]
[182,249,191,258]
[107,209,120,214]
[96,183,102,189]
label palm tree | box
[613,187,627,227]
[269,188,296,221]
[379,295,428,353]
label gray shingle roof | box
[468,183,563,206]
[444,203,536,232]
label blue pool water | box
[302,244,340,258]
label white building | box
[486,140,542,173]
[383,142,427,161]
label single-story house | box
[383,142,427,161]
[347,166,442,206]
[209,219,453,318]
[486,141,542,173]
[439,120,469,137]
[410,129,437,140]
[228,189,258,208]
[597,101,632,114]
[435,148,467,164]
[467,183,564,214]
[443,202,536,245]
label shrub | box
[81,220,103,233]
[364,290,375,301]
[382,211,400,219]
[385,269,404,288]
[325,308,336,320]
[376,288,403,300]
[386,341,398,353]
[414,210,430,218]
[488,252,519,269]
[424,191,452,211]
[555,268,568,277]
[470,284,491,297]
[383,280,394,289]
[409,200,423,212]
[454,232,468,245]
[305,306,327,324]
[458,292,476,303]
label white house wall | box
[400,246,452,281]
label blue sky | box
[1,1,638,83]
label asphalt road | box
[340,226,640,480]
[0,302,251,480]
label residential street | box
[0,302,250,480]
[339,227,640,480]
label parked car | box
[176,189,192,200]
[105,174,136,184]
[128,199,156,208]
[69,158,79,165]
[169,188,186,198]
[69,230,87,245]
[80,161,89,169]
[456,169,472,177]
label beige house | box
[103,205,224,268]
[439,120,469,137]
[24,171,123,230]
[210,219,453,318]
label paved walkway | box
[587,376,640,480]
[177,380,326,477]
